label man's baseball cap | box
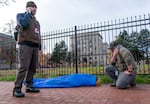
[108,41,118,49]
[26,1,37,8]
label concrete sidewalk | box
[0,82,150,104]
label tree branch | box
[0,0,16,7]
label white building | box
[70,32,108,66]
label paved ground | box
[0,82,150,104]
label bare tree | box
[0,20,15,35]
[0,0,16,7]
[5,20,15,35]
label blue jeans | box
[105,65,136,89]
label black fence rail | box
[0,14,150,79]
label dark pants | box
[105,65,136,89]
[14,45,38,88]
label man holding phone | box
[13,1,41,97]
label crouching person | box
[105,41,137,89]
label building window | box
[83,40,86,44]
[89,57,92,60]
[83,44,86,48]
[77,43,80,48]
[89,47,92,52]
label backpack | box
[14,25,23,41]
[14,25,19,41]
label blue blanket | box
[31,74,97,88]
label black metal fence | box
[0,14,150,79]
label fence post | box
[75,26,78,73]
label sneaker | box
[110,81,116,87]
[110,83,116,87]
[13,88,25,97]
[26,87,40,93]
[130,83,136,87]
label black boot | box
[13,87,25,97]
[110,81,116,87]
[130,82,136,87]
[26,87,40,93]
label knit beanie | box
[26,1,37,8]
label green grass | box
[98,75,112,84]
[135,75,150,84]
[0,73,150,84]
[0,65,150,84]
[0,75,16,81]
[98,75,150,84]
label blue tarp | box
[30,74,97,88]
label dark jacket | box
[16,12,41,49]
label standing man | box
[13,1,41,97]
[105,41,137,89]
